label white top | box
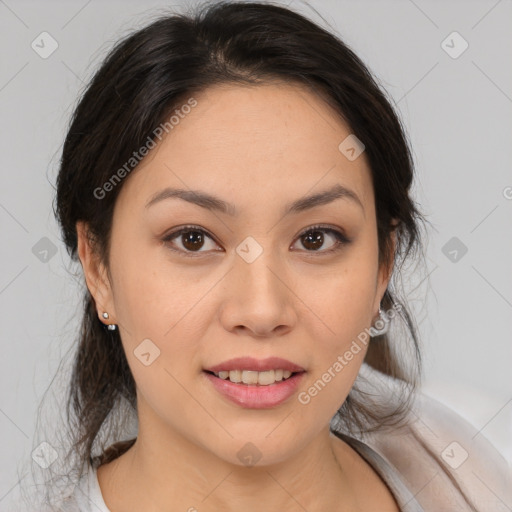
[62,465,110,512]
[55,365,512,511]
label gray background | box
[1,0,511,506]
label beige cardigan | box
[330,363,512,511]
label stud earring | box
[369,305,390,337]
[101,311,117,331]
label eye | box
[162,225,221,257]
[291,224,350,254]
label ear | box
[76,221,117,326]
[373,222,398,315]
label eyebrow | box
[145,183,364,217]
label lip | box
[204,356,305,373]
[203,370,305,409]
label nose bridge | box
[219,235,298,334]
[233,235,286,298]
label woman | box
[23,1,510,510]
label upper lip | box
[204,357,305,373]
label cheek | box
[300,243,379,345]
[109,235,201,334]
[293,267,375,422]
[294,241,379,414]
[109,242,215,394]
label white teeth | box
[228,369,242,383]
[244,370,259,385]
[257,370,275,386]
[213,369,296,385]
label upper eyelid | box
[163,224,342,240]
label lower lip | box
[203,371,305,409]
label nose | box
[219,249,297,338]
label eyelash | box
[161,224,351,258]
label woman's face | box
[81,82,392,466]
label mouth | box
[202,368,306,409]
[202,356,306,408]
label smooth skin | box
[77,82,399,511]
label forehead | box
[120,82,373,214]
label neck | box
[98,422,360,512]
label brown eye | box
[181,230,206,251]
[293,226,350,254]
[301,230,325,251]
[162,226,220,256]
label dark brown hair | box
[53,0,427,477]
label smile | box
[203,370,305,409]
[210,369,296,386]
